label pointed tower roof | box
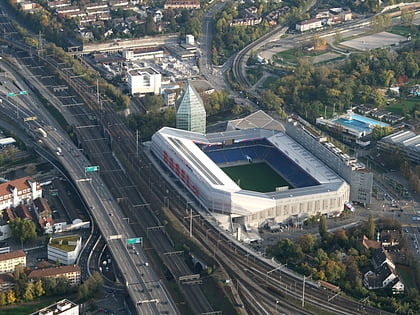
[176,81,206,134]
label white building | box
[0,250,26,273]
[0,177,42,211]
[296,18,322,32]
[30,299,79,315]
[128,68,161,95]
[122,48,164,61]
[47,235,82,265]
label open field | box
[222,162,292,192]
[386,98,418,115]
[341,32,406,51]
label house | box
[363,264,404,293]
[14,204,32,221]
[363,247,404,294]
[34,197,54,234]
[0,177,42,211]
[362,235,381,250]
[28,265,81,287]
[380,230,400,248]
[0,250,26,273]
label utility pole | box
[302,275,312,307]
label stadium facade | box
[151,126,351,228]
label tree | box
[401,8,415,26]
[367,214,376,240]
[6,290,16,304]
[0,292,6,306]
[9,218,37,244]
[319,215,328,240]
[34,280,45,297]
[23,282,34,301]
[297,234,316,253]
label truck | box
[38,128,47,138]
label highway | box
[0,47,180,314]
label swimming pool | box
[333,113,388,133]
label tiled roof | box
[0,250,26,262]
[0,177,34,197]
[28,265,80,279]
[14,204,32,220]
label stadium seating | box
[201,140,319,188]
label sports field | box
[222,162,293,192]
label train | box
[318,280,340,293]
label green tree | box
[34,280,45,297]
[401,8,415,26]
[23,282,34,301]
[319,215,328,240]
[297,234,316,253]
[0,291,6,305]
[367,214,376,240]
[9,218,37,244]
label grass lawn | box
[390,25,413,37]
[222,162,292,192]
[397,264,417,290]
[262,76,278,89]
[386,98,418,115]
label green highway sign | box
[85,165,99,173]
[127,237,142,245]
[7,92,15,97]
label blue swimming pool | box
[333,113,388,133]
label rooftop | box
[0,250,25,262]
[49,235,81,252]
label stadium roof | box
[227,110,285,132]
[155,127,345,198]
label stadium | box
[151,127,350,229]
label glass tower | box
[176,81,206,134]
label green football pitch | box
[222,162,293,192]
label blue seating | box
[201,139,319,188]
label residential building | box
[363,247,404,294]
[0,273,15,292]
[377,130,420,164]
[164,0,200,9]
[30,299,79,315]
[28,265,81,287]
[176,81,206,134]
[48,235,82,265]
[128,68,161,95]
[0,177,42,211]
[14,204,32,220]
[0,250,26,273]
[33,197,54,234]
[0,215,11,241]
